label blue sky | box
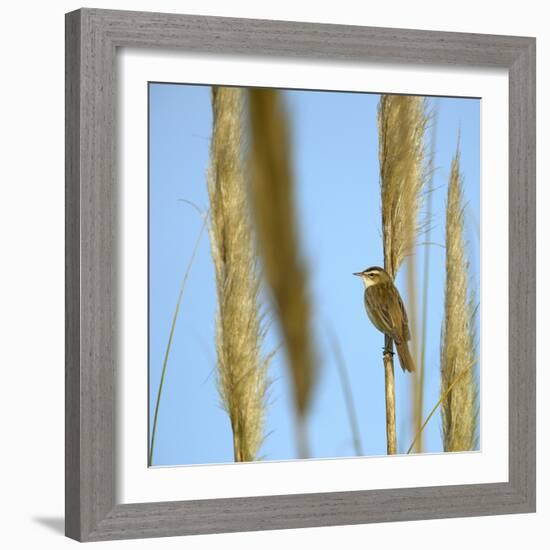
[148,83,480,466]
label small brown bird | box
[353,266,415,373]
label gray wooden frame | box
[65,8,536,542]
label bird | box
[353,266,415,373]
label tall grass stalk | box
[248,88,316,459]
[377,94,429,454]
[148,215,207,466]
[208,86,271,462]
[441,147,477,452]
[328,327,364,456]
[410,99,439,453]
[406,247,420,451]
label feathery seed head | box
[441,147,478,452]
[208,86,272,462]
[377,95,429,279]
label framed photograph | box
[65,8,536,542]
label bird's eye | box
[368,273,374,278]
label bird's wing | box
[365,285,400,341]
[395,290,411,341]
[366,284,410,343]
[385,284,409,343]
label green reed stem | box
[327,326,364,456]
[416,99,439,453]
[149,215,207,466]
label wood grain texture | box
[65,8,536,542]
[65,10,81,541]
[507,40,536,509]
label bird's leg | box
[382,343,395,358]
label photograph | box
[147,83,480,467]
[1,0,540,545]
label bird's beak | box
[353,272,362,277]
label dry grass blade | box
[407,358,476,454]
[208,86,271,462]
[378,94,429,454]
[441,147,478,452]
[148,214,207,466]
[407,249,421,451]
[327,326,364,456]
[248,88,316,458]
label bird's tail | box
[395,340,415,373]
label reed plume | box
[441,147,478,452]
[377,94,429,454]
[207,86,271,462]
[248,88,316,459]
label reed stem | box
[415,100,439,454]
[328,327,364,456]
[149,216,207,466]
[407,253,421,453]
[383,335,397,455]
[296,416,310,460]
[377,94,428,456]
